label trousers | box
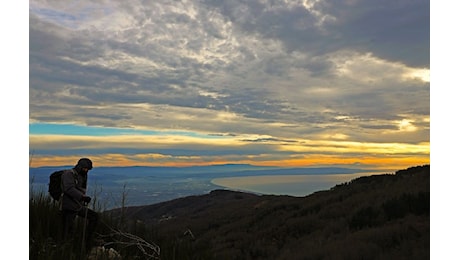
[61,206,99,246]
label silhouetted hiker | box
[60,158,99,251]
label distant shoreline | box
[30,166,388,209]
[211,172,387,196]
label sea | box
[29,165,385,210]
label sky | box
[28,0,430,171]
[13,2,460,257]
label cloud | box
[29,0,429,169]
[202,0,429,68]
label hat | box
[76,158,93,170]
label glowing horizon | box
[29,123,429,171]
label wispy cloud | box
[29,0,429,170]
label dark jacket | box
[60,169,87,211]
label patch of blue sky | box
[30,7,80,28]
[30,4,112,29]
[29,123,227,139]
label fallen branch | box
[99,226,160,259]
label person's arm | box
[62,171,84,201]
[81,173,87,194]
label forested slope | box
[108,165,429,259]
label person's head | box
[74,158,93,174]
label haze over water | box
[212,172,384,196]
[30,165,385,209]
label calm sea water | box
[211,172,384,196]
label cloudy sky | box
[29,0,430,170]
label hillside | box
[107,165,430,259]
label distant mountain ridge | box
[31,164,374,176]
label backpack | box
[48,170,66,201]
